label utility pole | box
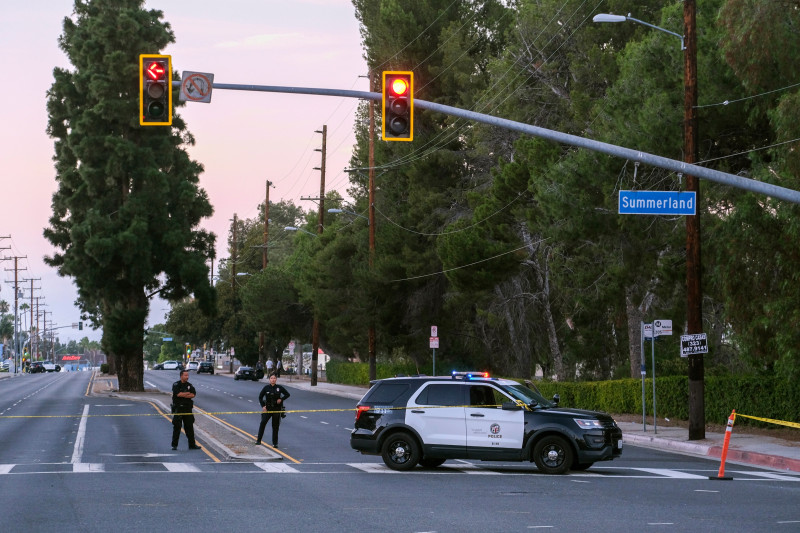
[259,180,272,367]
[230,214,238,374]
[24,278,40,359]
[310,125,327,386]
[4,256,26,372]
[684,0,704,441]
[368,71,377,382]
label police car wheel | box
[533,435,573,475]
[419,457,446,468]
[381,432,420,471]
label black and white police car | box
[350,372,622,474]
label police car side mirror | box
[501,402,522,411]
[552,394,560,406]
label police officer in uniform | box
[171,370,201,450]
[256,373,290,447]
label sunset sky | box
[0,1,367,344]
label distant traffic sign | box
[180,71,214,103]
[619,190,696,215]
[654,319,672,336]
[162,337,172,341]
[680,333,708,357]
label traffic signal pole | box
[186,81,800,205]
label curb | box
[708,446,800,473]
[623,433,711,457]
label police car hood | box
[540,406,613,421]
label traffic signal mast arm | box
[169,81,800,205]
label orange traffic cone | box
[709,409,736,480]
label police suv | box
[350,372,622,474]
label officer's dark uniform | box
[256,380,290,447]
[171,376,200,450]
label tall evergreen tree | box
[45,0,215,391]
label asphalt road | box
[1,371,799,533]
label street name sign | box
[680,333,708,357]
[619,190,696,215]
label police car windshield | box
[504,384,555,408]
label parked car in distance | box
[30,361,46,373]
[152,362,164,370]
[234,366,259,381]
[197,362,214,374]
[162,360,179,370]
[186,361,199,372]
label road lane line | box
[71,404,90,464]
[0,465,14,474]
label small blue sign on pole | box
[162,337,172,342]
[619,190,696,215]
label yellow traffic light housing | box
[139,54,172,126]
[382,71,413,141]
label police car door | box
[465,384,524,454]
[405,383,467,455]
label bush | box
[100,363,109,374]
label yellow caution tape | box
[735,413,800,430]
[0,404,507,420]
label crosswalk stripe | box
[254,462,300,473]
[163,463,201,472]
[632,468,707,479]
[348,463,400,473]
[732,471,800,482]
[73,463,104,473]
[0,464,14,474]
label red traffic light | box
[139,54,172,126]
[390,77,409,96]
[145,61,166,81]
[382,71,413,141]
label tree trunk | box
[625,287,654,379]
[104,292,147,392]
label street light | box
[592,13,685,50]
[594,5,703,439]
[284,226,318,237]
[328,208,370,224]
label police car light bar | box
[451,371,490,380]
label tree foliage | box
[45,0,214,391]
[165,0,800,383]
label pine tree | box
[45,0,215,391]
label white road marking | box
[732,471,800,482]
[164,463,201,472]
[348,463,401,473]
[73,463,104,473]
[633,468,708,479]
[254,463,300,473]
[71,404,90,464]
[0,465,14,474]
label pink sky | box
[0,1,367,343]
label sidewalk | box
[92,371,800,473]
